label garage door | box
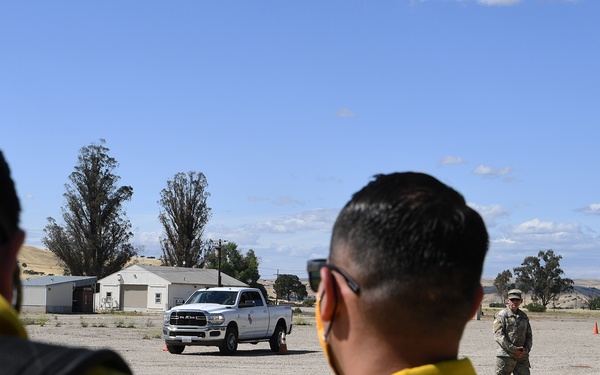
[121,285,148,309]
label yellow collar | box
[391,358,476,375]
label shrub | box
[38,315,48,327]
[142,332,163,340]
[293,307,303,314]
[293,317,311,326]
[524,302,546,312]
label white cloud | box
[132,230,162,254]
[248,195,306,206]
[576,203,600,215]
[492,219,597,252]
[511,218,580,235]
[204,209,338,275]
[205,208,337,244]
[493,237,517,245]
[272,196,304,206]
[251,208,337,234]
[336,108,355,117]
[473,164,513,178]
[477,0,521,5]
[439,156,466,165]
[469,203,510,228]
[206,225,262,247]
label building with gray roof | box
[21,275,97,313]
[98,264,247,312]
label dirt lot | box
[24,309,600,375]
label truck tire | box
[219,326,238,355]
[167,344,185,354]
[269,324,286,352]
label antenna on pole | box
[210,239,228,287]
[274,269,279,305]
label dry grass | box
[17,245,162,278]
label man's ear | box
[0,229,25,302]
[319,266,337,322]
[469,284,484,319]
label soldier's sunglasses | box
[306,259,360,295]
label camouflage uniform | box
[493,306,533,375]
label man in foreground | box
[0,151,132,374]
[308,172,489,375]
[493,289,533,374]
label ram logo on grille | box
[170,312,207,326]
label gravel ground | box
[24,309,600,375]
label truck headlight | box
[163,312,171,325]
[207,313,225,325]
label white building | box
[97,264,247,312]
[21,276,97,313]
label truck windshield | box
[185,291,238,305]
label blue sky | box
[2,0,599,280]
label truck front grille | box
[170,311,207,326]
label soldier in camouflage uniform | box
[493,289,533,375]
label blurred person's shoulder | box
[0,335,132,375]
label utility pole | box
[274,269,279,305]
[217,239,222,287]
[210,239,227,287]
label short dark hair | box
[0,151,20,244]
[330,172,488,325]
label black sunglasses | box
[306,259,360,295]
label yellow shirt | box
[0,294,28,338]
[391,358,477,375]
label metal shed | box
[98,264,247,312]
[21,276,97,313]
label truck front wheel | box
[167,344,185,354]
[219,326,238,355]
[269,324,286,352]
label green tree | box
[273,274,308,301]
[204,242,266,296]
[158,171,211,267]
[582,293,600,310]
[513,249,574,308]
[43,140,136,278]
[493,270,513,300]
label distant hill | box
[17,245,162,278]
[17,246,600,309]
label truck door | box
[237,292,254,339]
[237,291,269,339]
[248,291,269,337]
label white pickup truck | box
[162,287,293,355]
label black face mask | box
[12,263,21,313]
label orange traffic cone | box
[278,333,288,354]
[594,323,598,335]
